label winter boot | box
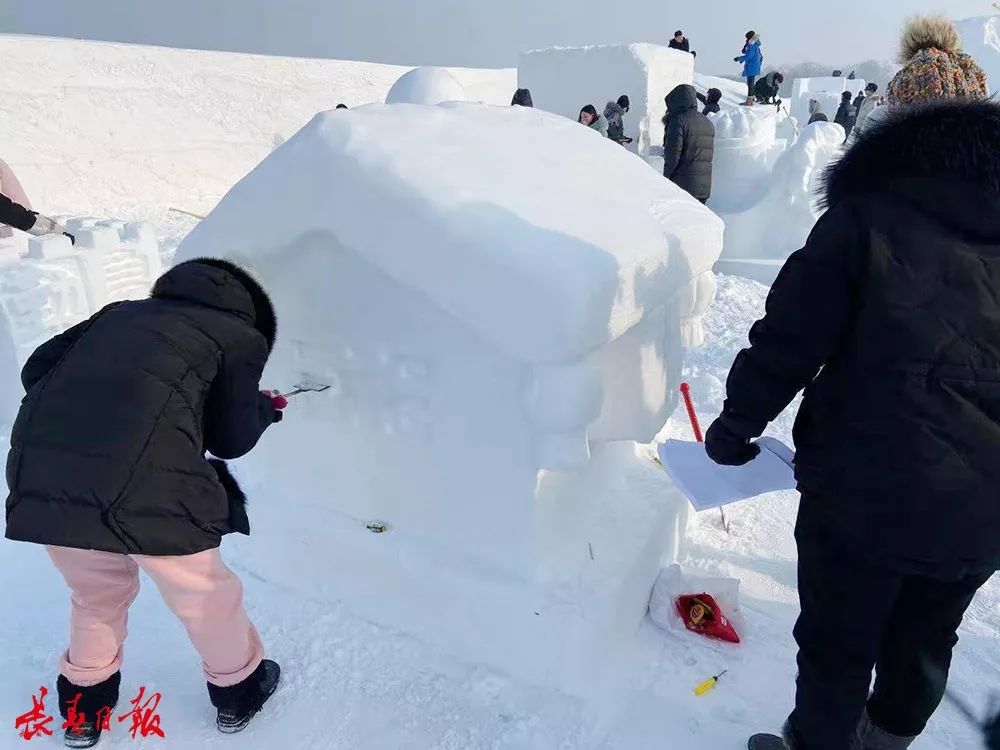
[742,96,756,107]
[748,722,798,749]
[207,659,281,734]
[56,672,121,749]
[851,711,916,750]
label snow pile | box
[176,101,722,696]
[518,44,695,155]
[385,66,468,105]
[957,15,1000,96]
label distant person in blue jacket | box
[735,31,763,107]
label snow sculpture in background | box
[0,218,161,433]
[714,121,845,283]
[175,102,723,698]
[385,66,467,105]
[518,44,695,155]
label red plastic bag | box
[676,593,741,644]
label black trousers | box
[787,501,993,749]
[747,75,757,97]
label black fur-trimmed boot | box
[207,659,281,734]
[56,672,121,748]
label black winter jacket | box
[715,100,1000,578]
[669,37,691,53]
[663,84,715,202]
[5,259,280,555]
[698,88,723,115]
[0,193,37,232]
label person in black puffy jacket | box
[697,88,723,115]
[662,84,716,203]
[6,258,284,742]
[707,99,1000,750]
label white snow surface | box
[0,34,997,750]
[385,66,469,104]
[177,102,721,363]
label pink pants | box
[46,546,264,688]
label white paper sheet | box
[656,437,796,511]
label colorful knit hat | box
[886,16,989,106]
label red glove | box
[261,390,288,410]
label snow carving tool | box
[679,383,731,533]
[281,380,332,398]
[694,670,727,697]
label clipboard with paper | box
[657,436,797,511]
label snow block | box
[518,44,695,155]
[790,77,867,125]
[175,102,721,698]
[385,66,468,105]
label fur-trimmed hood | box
[820,99,1000,218]
[152,257,276,352]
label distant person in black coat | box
[511,88,534,107]
[6,258,286,742]
[834,91,855,135]
[662,84,715,203]
[669,31,691,53]
[697,88,723,115]
[709,99,1000,750]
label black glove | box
[705,418,760,466]
[734,57,741,62]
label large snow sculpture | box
[175,102,723,697]
[385,66,467,105]
[518,44,695,155]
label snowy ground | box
[3,276,996,749]
[0,34,998,750]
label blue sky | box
[1,0,991,71]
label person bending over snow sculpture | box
[578,104,608,136]
[807,99,828,124]
[5,258,287,747]
[604,95,632,144]
[0,191,74,244]
[735,31,764,107]
[662,84,715,204]
[697,88,723,115]
[511,88,534,107]
[710,21,994,750]
[669,30,691,53]
[754,72,784,104]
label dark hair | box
[617,94,631,111]
[511,88,534,107]
[746,30,756,39]
[775,73,785,83]
[579,104,599,121]
[336,103,348,110]
[866,83,878,93]
[841,91,852,102]
[674,30,683,37]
